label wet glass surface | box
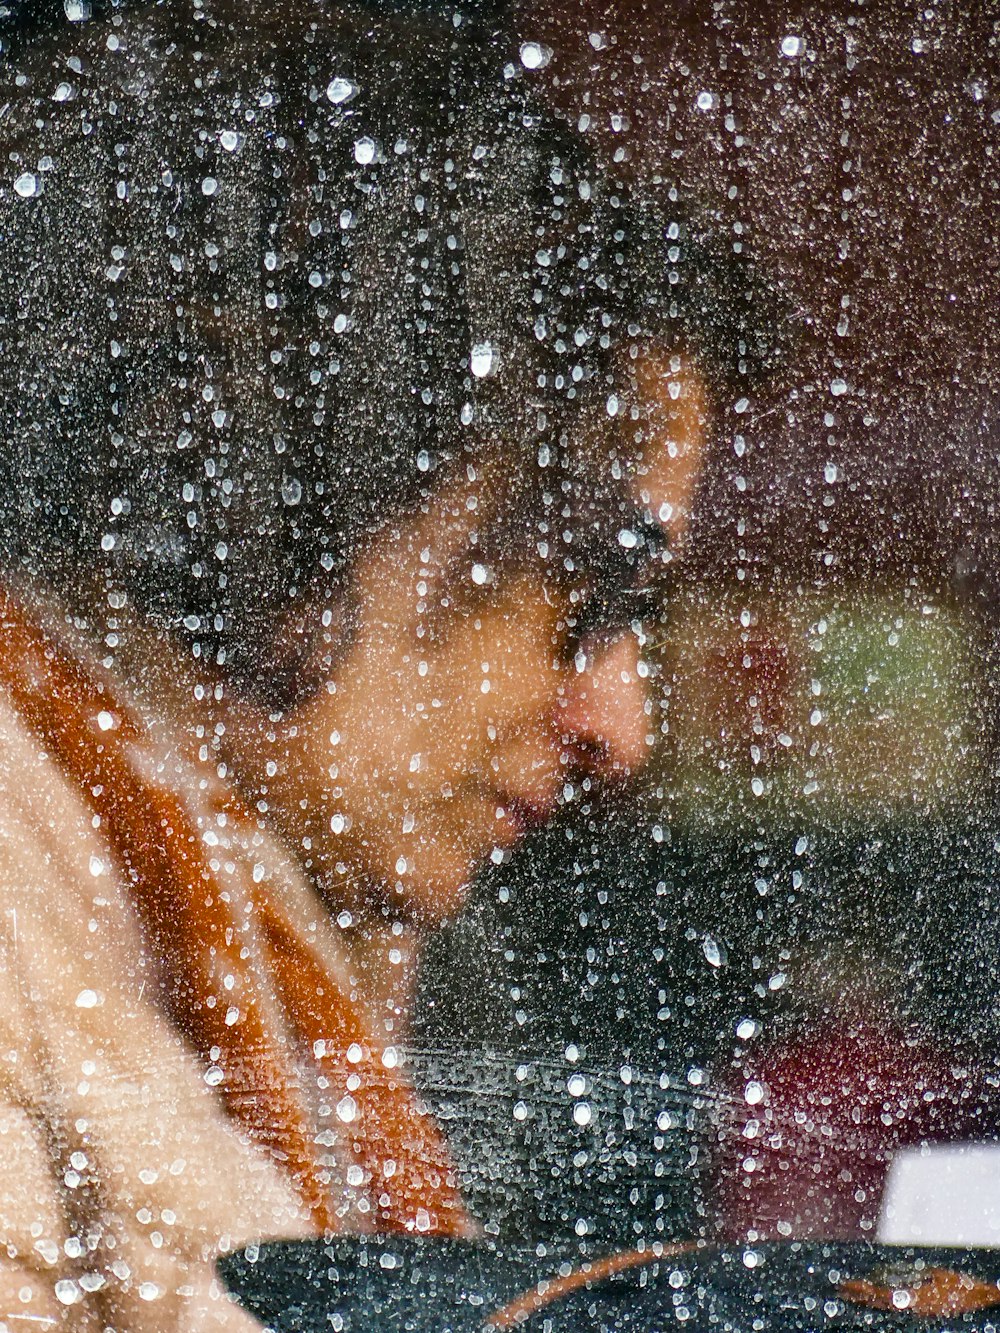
[0,0,996,1327]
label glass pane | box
[0,0,995,1327]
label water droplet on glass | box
[219,130,241,153]
[281,476,302,506]
[702,935,727,968]
[744,1080,765,1106]
[780,34,803,57]
[13,172,39,199]
[326,77,358,105]
[519,42,551,70]
[52,81,75,102]
[470,342,495,378]
[63,0,90,20]
[201,177,218,197]
[572,1101,592,1126]
[353,137,376,166]
[696,91,717,112]
[54,1279,81,1306]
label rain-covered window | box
[0,0,997,1328]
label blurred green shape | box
[657,587,981,832]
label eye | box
[560,589,654,666]
[556,514,679,663]
[629,513,676,567]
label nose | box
[559,634,650,780]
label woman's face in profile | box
[257,353,706,926]
[294,490,650,923]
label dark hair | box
[0,0,782,694]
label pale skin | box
[224,352,707,1027]
[0,360,706,1326]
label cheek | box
[350,591,563,796]
[417,623,555,728]
[470,614,564,719]
[489,724,564,802]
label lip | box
[492,791,555,839]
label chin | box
[393,847,484,926]
[404,873,473,926]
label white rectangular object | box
[878,1142,1000,1248]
